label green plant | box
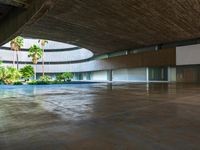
[10,36,24,69]
[27,75,51,85]
[52,80,63,84]
[13,81,23,85]
[27,80,37,85]
[62,72,74,82]
[0,63,4,84]
[56,72,73,82]
[56,74,64,82]
[28,45,43,80]
[0,80,3,85]
[20,65,34,81]
[0,66,21,84]
[28,80,50,85]
[40,75,51,82]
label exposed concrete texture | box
[0,0,29,8]
[0,83,200,150]
[1,1,200,54]
[21,0,200,54]
[0,0,56,45]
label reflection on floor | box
[0,83,200,150]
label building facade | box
[1,38,200,82]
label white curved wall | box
[43,48,93,61]
[3,38,76,50]
[1,60,104,73]
[0,48,93,62]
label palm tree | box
[38,39,48,77]
[10,36,24,70]
[28,45,43,80]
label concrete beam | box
[0,0,57,46]
[0,0,28,8]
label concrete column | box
[126,50,130,55]
[107,70,113,81]
[168,67,177,82]
[146,67,149,83]
[168,67,171,82]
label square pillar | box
[146,67,149,82]
[107,70,113,81]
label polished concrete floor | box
[0,83,200,150]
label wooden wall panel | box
[68,48,176,72]
[97,48,176,71]
[177,66,200,83]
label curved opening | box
[1,37,94,63]
[3,38,77,50]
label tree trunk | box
[42,48,45,77]
[16,51,19,70]
[34,64,37,80]
[13,51,15,67]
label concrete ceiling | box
[0,0,200,54]
[0,4,12,21]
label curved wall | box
[3,39,77,50]
[0,48,93,62]
[1,48,176,73]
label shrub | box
[56,74,63,82]
[40,75,51,82]
[20,65,34,81]
[0,66,21,84]
[28,80,51,85]
[62,72,73,82]
[56,72,73,82]
[27,80,37,85]
[0,80,4,85]
[52,80,63,84]
[13,81,23,85]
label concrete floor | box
[0,83,200,150]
